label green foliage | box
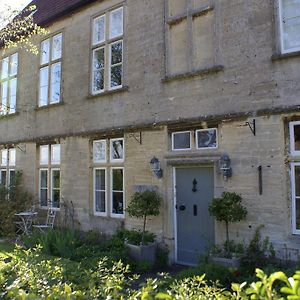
[211,240,245,259]
[240,226,276,274]
[209,192,247,224]
[1,5,48,54]
[175,262,235,288]
[0,171,33,237]
[209,192,247,247]
[116,229,155,246]
[2,245,300,299]
[126,190,161,245]
[155,246,169,269]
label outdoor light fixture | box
[149,156,163,179]
[219,153,232,180]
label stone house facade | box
[1,0,300,265]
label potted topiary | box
[126,190,161,263]
[208,192,247,267]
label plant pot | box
[125,241,157,264]
[210,255,240,268]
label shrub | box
[126,190,161,245]
[209,192,247,254]
[240,225,276,274]
[116,229,155,246]
[0,171,32,237]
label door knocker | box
[192,178,198,193]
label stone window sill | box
[35,102,64,111]
[0,112,19,120]
[162,65,224,83]
[272,50,300,61]
[87,86,129,99]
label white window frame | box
[91,6,124,95]
[93,139,107,163]
[38,144,61,210]
[290,121,300,156]
[93,167,107,216]
[196,128,218,150]
[92,46,105,94]
[171,131,192,151]
[108,40,123,91]
[0,52,18,115]
[110,138,125,163]
[278,0,300,54]
[110,167,125,218]
[50,168,61,210]
[291,162,300,234]
[39,168,49,208]
[39,33,63,107]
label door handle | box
[193,205,197,216]
[179,205,186,211]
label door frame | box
[173,165,215,265]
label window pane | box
[9,170,15,187]
[110,42,123,88]
[112,192,124,215]
[52,33,62,61]
[10,53,18,76]
[50,63,61,104]
[173,132,191,150]
[95,169,105,190]
[110,65,122,88]
[40,170,48,188]
[197,129,217,149]
[282,0,300,51]
[110,7,123,39]
[111,139,124,160]
[1,82,8,114]
[9,149,16,166]
[93,48,105,92]
[1,58,9,79]
[0,170,6,186]
[40,189,48,207]
[41,39,50,64]
[93,15,105,44]
[1,150,7,166]
[293,124,300,151]
[112,168,123,191]
[111,42,123,65]
[93,140,106,162]
[9,78,17,114]
[52,189,60,208]
[95,191,106,213]
[39,67,49,106]
[51,144,61,164]
[52,170,60,189]
[40,145,49,165]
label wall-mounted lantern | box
[219,153,232,180]
[149,156,163,179]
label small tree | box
[209,192,247,252]
[126,190,161,245]
[0,4,47,54]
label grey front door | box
[175,167,215,265]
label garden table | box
[15,211,37,236]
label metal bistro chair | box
[33,208,56,231]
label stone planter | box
[210,255,240,268]
[125,242,157,264]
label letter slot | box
[193,205,197,216]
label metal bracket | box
[16,144,26,153]
[245,119,256,136]
[129,132,142,145]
